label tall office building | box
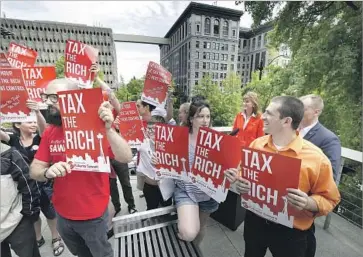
[160,2,291,99]
[0,18,119,89]
[160,2,243,100]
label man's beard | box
[46,106,62,126]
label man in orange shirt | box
[225,96,340,257]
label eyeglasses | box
[40,93,58,104]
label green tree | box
[124,77,144,101]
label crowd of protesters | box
[1,61,341,257]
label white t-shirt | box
[136,138,158,180]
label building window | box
[215,43,220,50]
[212,42,216,49]
[203,62,206,69]
[195,80,199,85]
[257,35,261,48]
[230,64,234,70]
[196,24,200,33]
[204,18,211,34]
[203,42,211,49]
[242,71,245,76]
[215,53,219,60]
[237,63,240,69]
[196,51,200,59]
[211,53,215,60]
[223,21,229,37]
[213,19,220,36]
[232,29,236,38]
[231,44,235,52]
[252,38,256,50]
[238,56,241,61]
[225,44,228,51]
[231,55,235,61]
[196,41,200,48]
[195,62,199,69]
[195,72,199,78]
[242,64,245,69]
[264,33,268,45]
[243,56,246,62]
[203,52,207,59]
[243,40,247,48]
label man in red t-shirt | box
[29,78,132,257]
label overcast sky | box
[1,1,253,83]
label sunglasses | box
[40,93,58,104]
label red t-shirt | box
[34,125,110,220]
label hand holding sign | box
[286,188,310,211]
[235,176,251,195]
[224,168,239,184]
[98,101,114,129]
[26,99,40,112]
[45,162,72,179]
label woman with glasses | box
[0,99,65,256]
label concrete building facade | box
[160,2,243,100]
[0,18,119,88]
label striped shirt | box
[175,141,210,202]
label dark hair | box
[12,123,21,135]
[271,96,304,130]
[186,100,211,133]
[191,95,206,104]
[141,101,156,112]
[150,115,166,124]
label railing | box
[213,126,363,229]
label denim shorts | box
[173,185,219,214]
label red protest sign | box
[7,42,37,68]
[116,101,145,148]
[0,68,36,123]
[154,124,189,180]
[22,66,56,109]
[0,52,11,67]
[141,61,171,108]
[190,127,241,203]
[64,40,99,88]
[240,147,301,228]
[57,87,110,173]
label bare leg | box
[34,218,42,241]
[108,198,116,230]
[46,218,59,239]
[177,204,200,242]
[194,211,210,246]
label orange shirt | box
[233,112,264,148]
[249,134,341,231]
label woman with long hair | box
[232,91,264,148]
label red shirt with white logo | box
[34,125,110,220]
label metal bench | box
[112,206,203,257]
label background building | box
[160,2,243,100]
[0,18,119,89]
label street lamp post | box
[258,54,288,80]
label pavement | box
[12,176,363,257]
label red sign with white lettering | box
[22,66,56,109]
[190,127,241,203]
[155,124,189,180]
[57,87,110,173]
[7,42,37,68]
[0,68,35,123]
[0,52,11,67]
[115,101,145,148]
[141,61,171,108]
[240,147,301,228]
[64,40,99,89]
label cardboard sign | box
[240,147,301,228]
[190,127,241,203]
[0,52,11,67]
[57,87,110,173]
[22,66,56,109]
[7,42,37,68]
[116,101,145,148]
[0,68,35,123]
[154,124,189,180]
[141,61,171,108]
[64,40,99,88]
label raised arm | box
[26,99,47,136]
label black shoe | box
[114,208,121,217]
[128,206,137,214]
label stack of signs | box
[0,52,11,67]
[190,127,241,203]
[240,147,301,228]
[57,87,110,173]
[154,124,189,181]
[7,42,37,68]
[141,61,171,108]
[0,68,35,122]
[115,101,146,148]
[65,40,99,89]
[22,66,56,109]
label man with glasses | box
[30,78,133,257]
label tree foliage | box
[114,76,145,102]
[192,73,242,126]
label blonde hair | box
[300,94,324,111]
[243,91,260,115]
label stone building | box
[0,18,119,88]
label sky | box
[1,1,253,84]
